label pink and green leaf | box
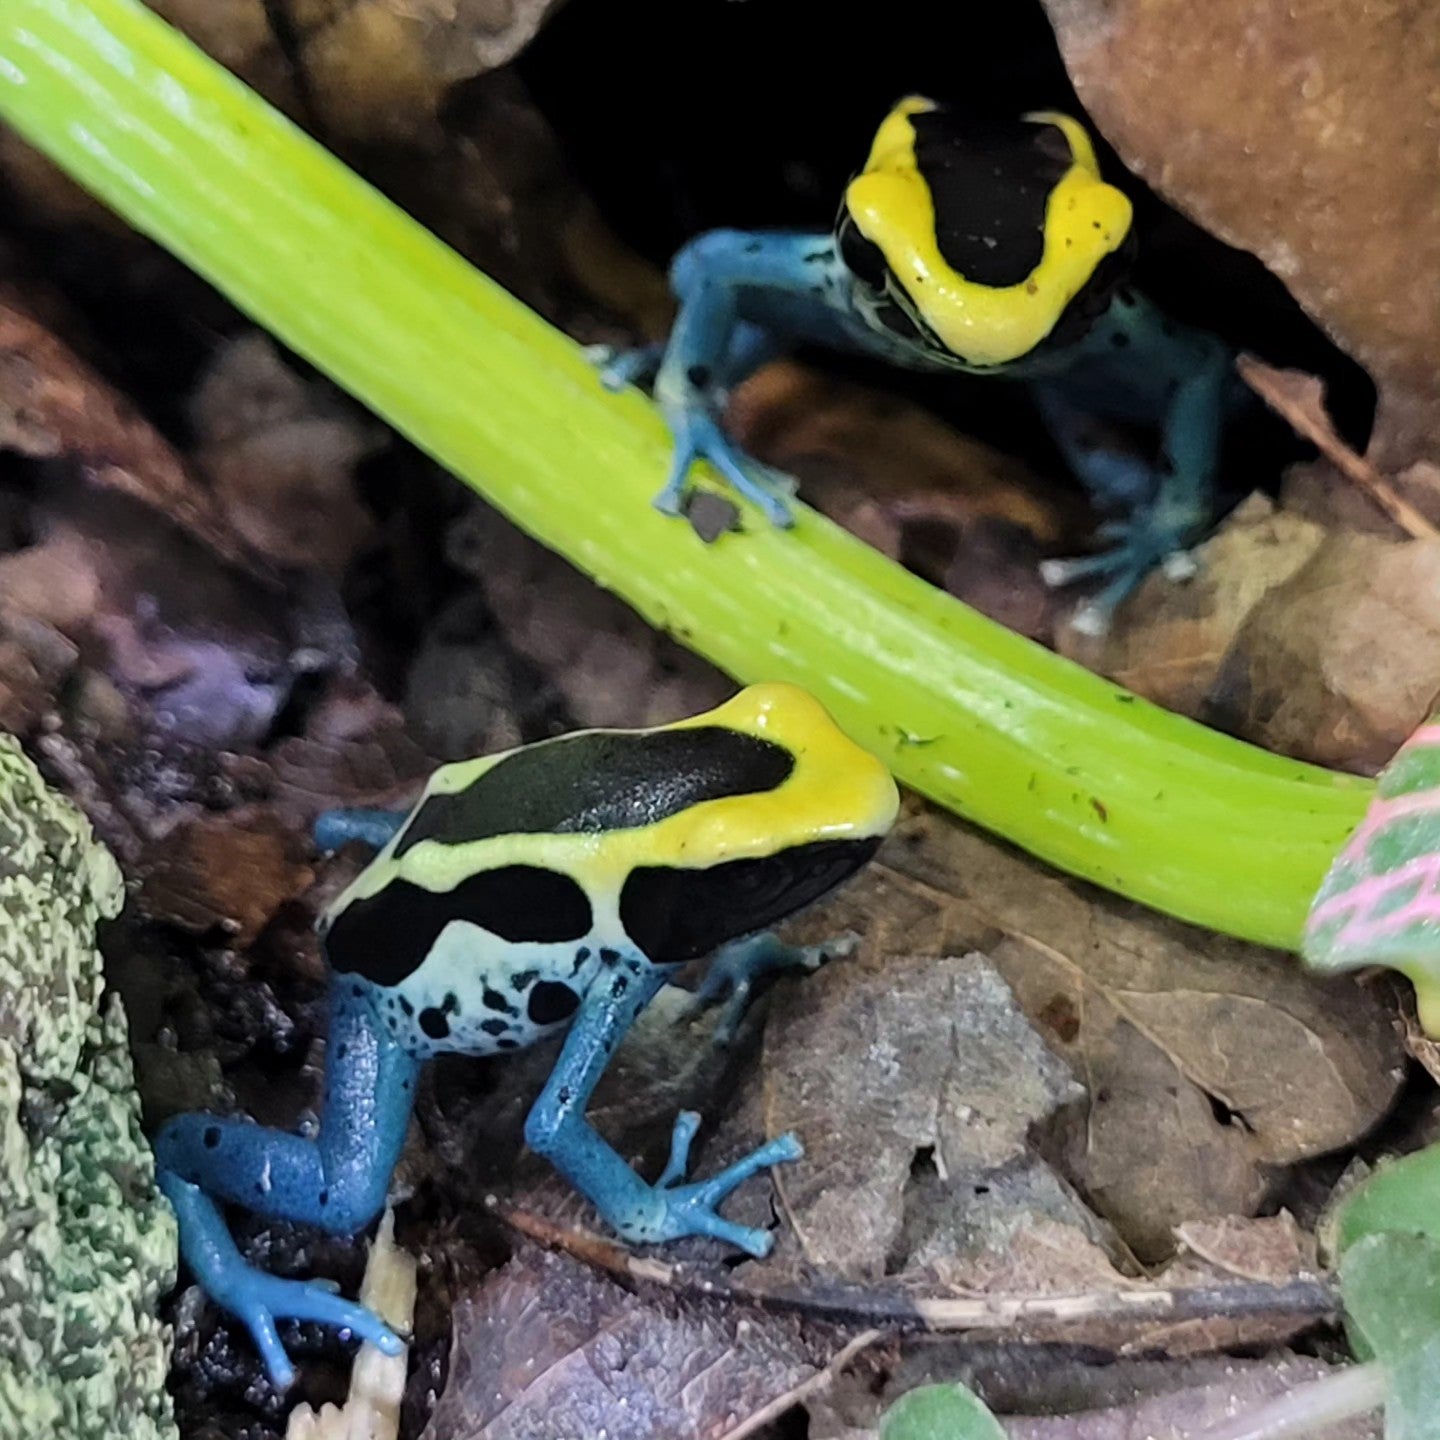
[1306,720,1440,1029]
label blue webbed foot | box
[1041,511,1205,636]
[159,1172,403,1391]
[654,410,797,528]
[683,931,857,1046]
[641,1113,802,1255]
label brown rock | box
[1041,0,1440,465]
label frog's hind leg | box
[523,949,802,1256]
[154,979,421,1388]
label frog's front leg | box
[524,949,801,1255]
[1037,335,1231,635]
[154,979,421,1388]
[684,930,858,1046]
[641,229,843,526]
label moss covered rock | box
[0,735,176,1439]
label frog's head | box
[836,98,1135,370]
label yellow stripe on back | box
[844,97,1132,367]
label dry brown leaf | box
[1172,1213,1318,1285]
[228,677,434,830]
[445,502,733,729]
[788,807,1404,1261]
[1065,494,1326,717]
[1237,357,1438,539]
[1207,529,1440,771]
[0,289,258,572]
[421,1243,832,1440]
[189,334,382,578]
[761,950,1112,1280]
[139,807,316,947]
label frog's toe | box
[586,341,664,393]
[230,1273,403,1388]
[669,1132,802,1250]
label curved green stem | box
[0,0,1372,949]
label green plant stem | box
[0,0,1373,949]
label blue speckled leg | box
[155,980,421,1389]
[313,807,408,854]
[524,950,801,1255]
[685,930,858,1045]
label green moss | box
[0,737,177,1440]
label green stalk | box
[0,0,1372,949]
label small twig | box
[487,1199,1340,1338]
[718,1329,886,1440]
[1237,354,1439,540]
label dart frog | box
[154,683,898,1388]
[600,97,1245,632]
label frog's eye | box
[1042,225,1138,353]
[836,210,890,290]
[619,838,881,965]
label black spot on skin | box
[419,1008,450,1040]
[528,981,581,1026]
[599,948,620,966]
[744,240,762,255]
[804,248,831,264]
[511,968,540,992]
[319,1189,330,1206]
[687,364,711,388]
[620,838,882,964]
[483,987,517,1014]
[558,1086,573,1106]
[497,1037,520,1049]
[613,976,629,996]
[203,1127,221,1149]
[351,984,364,998]
[398,996,414,1017]
[391,728,794,856]
[325,867,593,986]
[1110,332,1130,349]
[480,1018,510,1037]
[444,992,459,1013]
[336,1043,349,1060]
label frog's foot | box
[656,410,797,528]
[633,1111,801,1255]
[221,1268,403,1391]
[1040,515,1203,637]
[585,341,665,393]
[313,807,408,854]
[682,932,858,1046]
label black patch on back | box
[326,867,593,987]
[528,981,581,1026]
[393,727,794,858]
[907,109,1074,288]
[619,838,881,964]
